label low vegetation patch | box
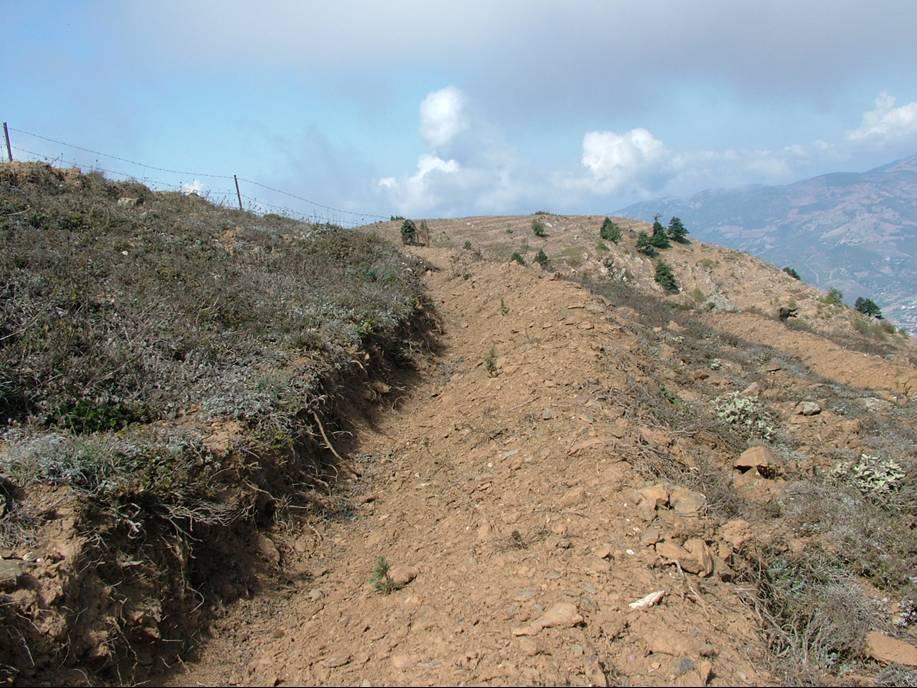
[0,163,429,681]
[713,393,776,440]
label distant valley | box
[618,154,917,334]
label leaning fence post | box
[2,122,12,162]
[233,174,243,211]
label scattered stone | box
[840,418,862,435]
[765,362,782,372]
[255,534,281,565]
[719,519,752,549]
[646,627,705,656]
[734,446,777,476]
[541,408,556,420]
[512,602,583,636]
[639,427,673,447]
[568,437,606,456]
[117,197,139,208]
[640,527,662,546]
[560,486,586,507]
[387,565,418,587]
[308,588,324,601]
[608,419,629,439]
[584,655,608,686]
[584,559,611,576]
[638,484,670,509]
[796,401,822,416]
[741,382,761,397]
[391,654,419,670]
[865,631,917,667]
[674,656,695,676]
[323,654,352,668]
[669,487,706,515]
[683,538,715,577]
[656,539,713,577]
[518,637,539,656]
[594,544,613,559]
[628,590,665,610]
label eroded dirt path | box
[170,251,770,686]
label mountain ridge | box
[617,154,917,333]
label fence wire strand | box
[4,125,391,228]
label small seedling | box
[370,556,401,594]
[500,298,509,316]
[484,345,498,376]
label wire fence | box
[1,123,392,229]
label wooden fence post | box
[233,174,243,211]
[3,123,12,162]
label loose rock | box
[734,447,777,476]
[387,565,418,587]
[865,631,917,667]
[796,401,822,416]
[628,591,665,610]
[512,602,583,636]
[669,487,706,515]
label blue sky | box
[6,1,917,220]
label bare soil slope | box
[171,245,916,686]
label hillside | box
[369,214,915,370]
[0,163,429,684]
[1,168,915,687]
[618,154,917,334]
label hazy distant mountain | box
[618,154,917,333]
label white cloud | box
[420,86,467,149]
[180,179,205,194]
[576,128,669,194]
[848,92,917,145]
[377,153,461,214]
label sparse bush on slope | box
[0,164,430,679]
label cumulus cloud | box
[420,87,467,149]
[378,153,461,214]
[379,86,536,216]
[848,92,917,146]
[562,128,672,195]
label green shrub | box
[484,345,498,376]
[783,266,801,280]
[400,218,418,245]
[534,249,549,268]
[510,252,526,265]
[599,217,621,243]
[654,261,679,293]
[854,296,882,319]
[831,453,904,498]
[650,215,671,249]
[666,216,689,243]
[713,392,775,440]
[532,218,547,237]
[636,231,657,256]
[370,556,402,594]
[821,288,844,306]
